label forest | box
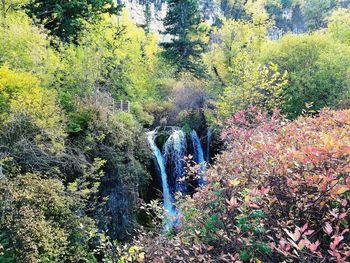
[0,0,349,262]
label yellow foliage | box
[218,53,287,119]
[0,66,65,152]
[62,11,161,102]
[0,13,61,86]
[114,11,160,99]
[327,8,350,45]
[203,17,270,86]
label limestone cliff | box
[118,0,308,39]
[118,0,221,36]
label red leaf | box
[260,186,270,195]
[307,240,320,253]
[330,236,343,251]
[339,212,347,220]
[304,230,315,236]
[301,223,308,233]
[225,197,238,210]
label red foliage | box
[142,108,350,262]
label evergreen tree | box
[26,0,122,42]
[161,0,206,76]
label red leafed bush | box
[142,108,350,262]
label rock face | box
[118,0,168,33]
[119,0,307,40]
[118,0,221,39]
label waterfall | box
[147,131,177,229]
[206,127,212,163]
[147,128,208,228]
[190,130,206,186]
[164,129,187,194]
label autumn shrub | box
[142,107,350,262]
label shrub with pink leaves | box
[141,108,350,262]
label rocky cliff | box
[119,0,308,39]
[118,0,221,36]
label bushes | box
[0,66,65,153]
[205,14,350,121]
[167,76,209,128]
[0,171,97,262]
[0,83,152,261]
[261,33,350,118]
[142,108,350,262]
[0,7,160,260]
[0,13,61,86]
[218,55,287,120]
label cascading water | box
[147,128,208,228]
[206,127,212,164]
[164,129,187,194]
[190,130,206,186]
[147,131,177,229]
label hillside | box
[0,0,349,262]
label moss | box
[179,110,206,133]
[155,129,169,149]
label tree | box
[327,8,350,45]
[0,172,97,262]
[26,0,122,42]
[161,0,206,76]
[261,33,350,118]
[302,0,334,31]
[220,0,249,20]
[59,12,172,125]
[0,12,60,86]
[218,54,287,120]
[0,66,65,152]
[203,17,269,89]
[0,0,27,26]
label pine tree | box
[161,0,206,76]
[26,0,122,42]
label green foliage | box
[204,16,269,91]
[3,0,350,261]
[220,0,348,34]
[161,0,207,76]
[236,210,270,260]
[59,12,172,124]
[0,13,61,86]
[116,244,145,263]
[261,33,350,118]
[302,0,334,31]
[0,171,97,262]
[0,66,65,152]
[218,54,287,120]
[0,0,28,26]
[0,231,15,263]
[0,4,159,261]
[26,0,122,42]
[327,8,350,44]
